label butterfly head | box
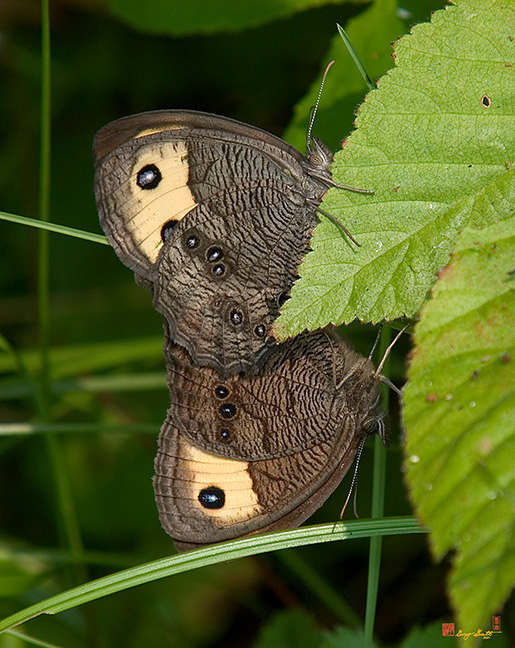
[304,136,334,186]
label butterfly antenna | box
[306,60,335,151]
[340,436,366,518]
[379,374,402,396]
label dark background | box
[1,1,511,646]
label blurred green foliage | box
[0,0,512,646]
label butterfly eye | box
[161,220,178,242]
[308,152,324,166]
[136,163,162,189]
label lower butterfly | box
[153,326,385,552]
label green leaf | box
[399,622,455,648]
[253,610,320,648]
[403,216,515,629]
[321,626,378,648]
[283,0,405,152]
[105,0,356,36]
[275,0,515,338]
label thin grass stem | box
[363,326,392,647]
[336,23,375,92]
[0,517,428,633]
[0,211,108,245]
[38,0,88,588]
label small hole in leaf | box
[481,94,492,109]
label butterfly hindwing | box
[154,328,384,550]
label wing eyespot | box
[215,385,229,399]
[161,220,178,242]
[219,403,237,419]
[206,246,223,263]
[229,310,244,326]
[254,324,266,338]
[198,487,225,509]
[184,231,201,250]
[136,163,162,190]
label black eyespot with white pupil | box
[136,164,162,190]
[230,310,243,326]
[219,429,231,442]
[215,385,229,399]
[161,220,178,242]
[198,487,225,509]
[219,403,237,419]
[207,247,223,263]
[185,233,200,249]
[254,324,266,338]
[212,264,225,277]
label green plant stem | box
[336,23,374,91]
[0,210,108,245]
[0,517,427,632]
[38,0,51,405]
[0,422,159,436]
[363,326,392,648]
[38,0,86,585]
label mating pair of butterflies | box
[93,110,384,552]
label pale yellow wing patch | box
[114,140,197,264]
[182,444,263,526]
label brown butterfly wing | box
[94,110,326,375]
[154,414,365,550]
[93,110,310,280]
[153,178,316,375]
[163,330,373,461]
[154,329,383,550]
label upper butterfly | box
[93,110,343,376]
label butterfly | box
[94,110,344,376]
[154,326,385,552]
